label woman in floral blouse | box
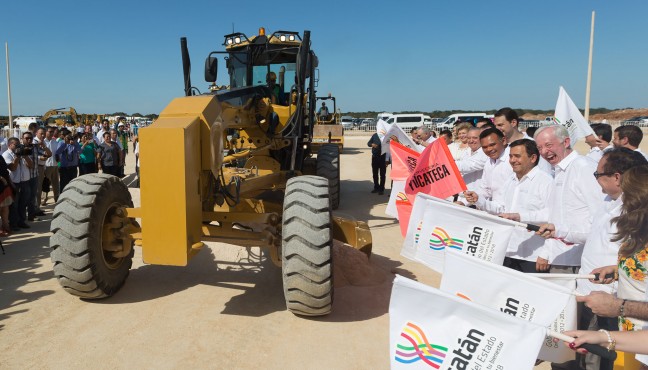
[612,165,648,332]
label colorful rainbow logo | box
[552,117,561,125]
[429,227,463,251]
[395,322,448,368]
[414,221,423,245]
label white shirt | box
[586,144,613,162]
[475,146,514,210]
[3,149,31,183]
[456,147,488,175]
[461,149,483,192]
[44,138,61,167]
[479,166,554,262]
[575,196,622,295]
[97,129,107,144]
[33,137,47,166]
[544,151,604,266]
[448,142,471,161]
[456,150,483,204]
[506,167,554,262]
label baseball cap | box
[118,123,125,127]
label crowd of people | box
[378,108,648,369]
[0,117,138,236]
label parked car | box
[340,116,354,129]
[621,116,648,125]
[359,118,375,129]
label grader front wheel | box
[281,176,333,316]
[50,174,134,299]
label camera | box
[14,144,33,156]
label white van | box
[436,113,487,130]
[385,114,433,132]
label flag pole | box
[5,42,13,130]
[584,11,595,123]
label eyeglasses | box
[593,171,615,179]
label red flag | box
[395,198,413,237]
[389,141,420,181]
[404,139,466,199]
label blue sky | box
[1,0,646,116]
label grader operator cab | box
[312,95,344,153]
[49,28,371,317]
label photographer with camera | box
[2,137,34,230]
[55,133,81,192]
[24,131,51,221]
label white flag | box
[386,180,407,218]
[377,118,390,141]
[390,275,546,370]
[380,120,418,155]
[441,250,573,327]
[402,194,518,272]
[553,86,595,142]
[528,274,578,363]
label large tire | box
[50,174,134,299]
[282,176,333,316]
[316,144,340,210]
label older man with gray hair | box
[412,125,436,151]
[534,125,604,272]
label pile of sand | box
[332,240,389,288]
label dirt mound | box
[332,240,389,288]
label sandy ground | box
[1,134,642,369]
[0,136,441,370]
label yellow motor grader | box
[49,28,371,316]
[311,95,344,153]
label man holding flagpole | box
[482,139,554,273]
[463,128,513,210]
[534,125,603,273]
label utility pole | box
[584,11,595,123]
[5,42,13,129]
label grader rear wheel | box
[316,144,340,210]
[281,175,333,316]
[50,174,134,299]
